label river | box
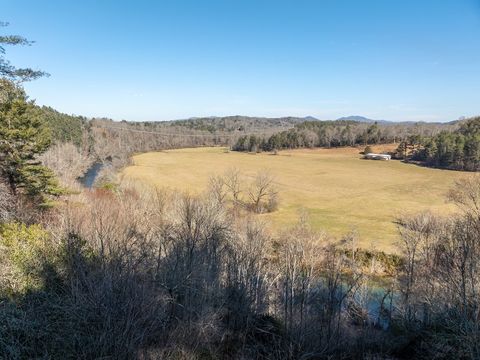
[78,162,103,188]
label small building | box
[364,153,391,161]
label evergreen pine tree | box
[0,79,63,206]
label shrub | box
[0,222,56,295]
[363,145,373,154]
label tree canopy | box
[0,22,47,81]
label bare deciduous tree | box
[248,170,278,213]
[39,142,94,190]
[224,167,242,206]
[207,174,227,207]
[449,174,480,220]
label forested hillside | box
[34,105,89,146]
[169,115,304,132]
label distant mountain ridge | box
[335,115,464,125]
[336,115,391,124]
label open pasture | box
[121,145,467,252]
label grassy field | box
[121,145,468,252]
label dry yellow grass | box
[121,145,468,252]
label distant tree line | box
[232,120,453,152]
[170,115,304,133]
[396,117,480,171]
[231,118,480,173]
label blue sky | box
[2,0,480,122]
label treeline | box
[169,115,301,133]
[397,117,480,171]
[230,116,480,173]
[233,120,453,152]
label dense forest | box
[2,24,480,359]
[397,117,480,171]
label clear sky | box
[2,0,480,122]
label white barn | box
[364,153,391,161]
